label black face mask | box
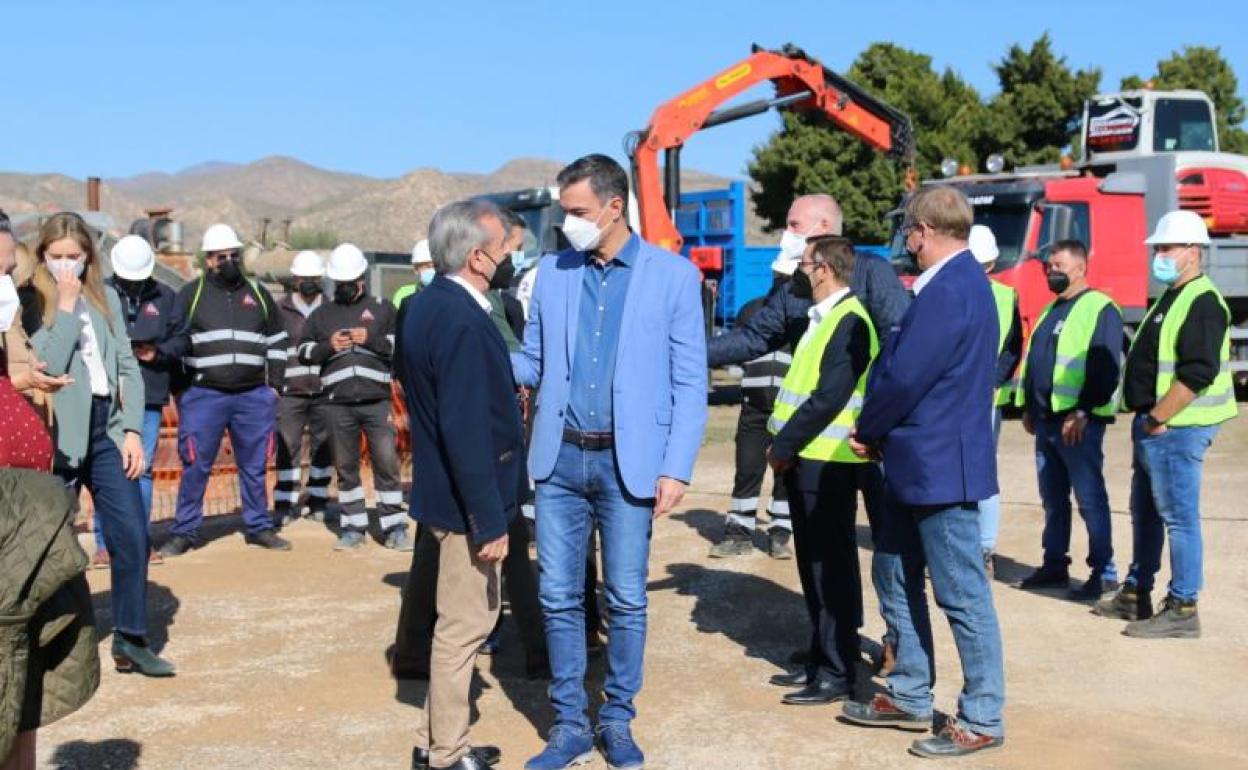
[297,279,322,298]
[213,258,242,286]
[791,268,814,300]
[488,253,516,291]
[333,281,360,304]
[114,277,146,296]
[1046,269,1071,295]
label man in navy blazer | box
[396,198,523,770]
[512,155,707,770]
[841,186,1006,760]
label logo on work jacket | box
[360,308,375,322]
[1154,313,1164,324]
[243,294,257,307]
[143,303,160,317]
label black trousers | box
[273,395,333,514]
[324,399,405,533]
[784,458,875,686]
[393,520,601,667]
[728,402,790,531]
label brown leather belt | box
[562,427,614,450]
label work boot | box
[245,530,292,551]
[768,528,793,560]
[1069,573,1118,602]
[709,523,753,558]
[334,530,366,551]
[1124,595,1200,639]
[1093,585,1153,621]
[385,527,414,552]
[158,535,196,558]
[1016,562,1070,590]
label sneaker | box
[840,694,932,731]
[908,718,1003,758]
[1093,585,1153,621]
[384,527,414,552]
[1123,595,1200,639]
[91,549,111,570]
[158,535,196,558]
[334,530,366,551]
[767,528,793,560]
[525,725,595,770]
[1016,563,1070,590]
[1069,574,1118,601]
[596,723,644,770]
[708,524,753,558]
[245,530,292,551]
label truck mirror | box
[1033,204,1075,261]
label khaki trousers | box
[412,526,501,767]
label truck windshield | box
[888,205,1030,273]
[1153,98,1216,152]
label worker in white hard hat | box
[968,224,1021,575]
[160,223,292,556]
[95,234,180,567]
[392,238,434,308]
[298,243,410,551]
[271,250,334,528]
[1096,210,1237,638]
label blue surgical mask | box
[1151,254,1180,285]
[419,268,436,286]
[510,250,528,271]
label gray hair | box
[427,198,504,275]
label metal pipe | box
[664,147,682,220]
[702,90,812,130]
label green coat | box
[31,290,145,468]
[0,468,100,757]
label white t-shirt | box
[76,299,110,397]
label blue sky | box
[6,0,1246,181]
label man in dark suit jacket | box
[395,198,525,770]
[841,186,1006,760]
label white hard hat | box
[1144,210,1210,246]
[290,250,325,278]
[110,235,155,280]
[770,254,799,276]
[201,223,244,253]
[969,224,999,264]
[326,243,368,281]
[411,239,432,266]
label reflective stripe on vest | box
[321,365,392,387]
[990,281,1018,407]
[1015,291,1119,418]
[766,295,879,463]
[1143,275,1237,427]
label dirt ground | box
[36,405,1248,769]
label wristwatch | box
[1144,413,1165,431]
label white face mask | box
[778,229,810,262]
[419,267,436,286]
[47,257,85,280]
[0,275,18,333]
[562,205,613,252]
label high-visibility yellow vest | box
[1014,290,1120,419]
[991,281,1018,407]
[1132,274,1237,427]
[767,294,878,463]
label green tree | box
[1121,46,1248,154]
[979,33,1101,166]
[748,43,984,243]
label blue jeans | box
[58,397,149,637]
[875,496,1005,738]
[95,406,162,552]
[536,441,653,731]
[1125,415,1219,601]
[1034,418,1117,581]
[976,407,1003,552]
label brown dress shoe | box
[909,718,1003,758]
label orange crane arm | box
[627,43,915,255]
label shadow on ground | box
[89,581,180,653]
[48,738,141,769]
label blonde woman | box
[31,212,174,677]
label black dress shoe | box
[768,668,809,688]
[781,678,851,706]
[412,745,499,769]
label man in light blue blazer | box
[512,154,707,770]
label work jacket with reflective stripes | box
[1016,289,1121,419]
[167,274,286,392]
[276,293,324,396]
[736,296,791,411]
[767,293,878,463]
[990,280,1023,407]
[298,292,396,404]
[1131,274,1237,427]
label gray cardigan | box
[32,289,145,468]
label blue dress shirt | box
[567,234,638,432]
